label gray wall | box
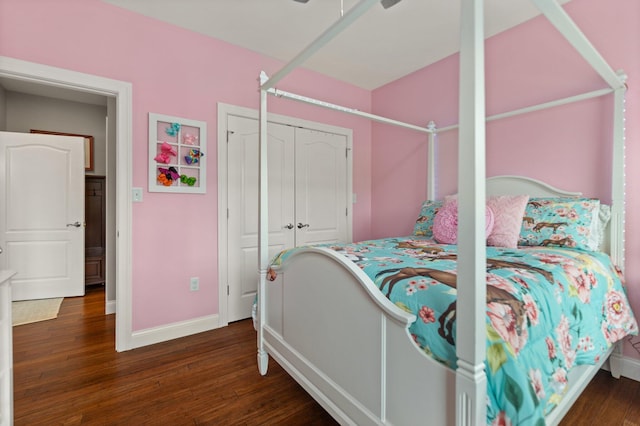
[5,92,107,176]
[0,85,6,131]
[106,97,117,304]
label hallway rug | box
[12,298,63,326]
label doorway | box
[0,56,133,351]
[85,176,106,287]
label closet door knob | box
[66,221,82,228]
[284,223,294,230]
[297,223,309,229]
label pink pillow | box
[486,195,530,248]
[433,200,495,244]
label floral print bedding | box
[268,236,638,425]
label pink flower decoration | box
[419,306,436,324]
[545,337,556,359]
[491,411,512,426]
[487,301,528,354]
[529,369,545,400]
[604,289,631,326]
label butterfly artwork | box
[183,133,199,145]
[165,122,181,137]
[184,149,204,165]
[180,174,197,186]
[157,166,180,186]
[154,142,177,164]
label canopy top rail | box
[533,0,626,90]
[260,1,624,94]
[437,85,620,133]
[260,0,380,91]
[261,71,435,134]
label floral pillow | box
[518,197,601,251]
[413,200,442,238]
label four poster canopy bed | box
[254,0,638,425]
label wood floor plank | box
[11,285,639,425]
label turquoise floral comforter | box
[268,236,638,425]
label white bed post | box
[532,0,630,381]
[255,0,381,378]
[608,74,627,379]
[610,76,627,271]
[528,2,628,260]
[456,0,487,424]
[257,71,270,375]
[427,121,437,200]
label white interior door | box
[227,116,295,322]
[0,131,85,301]
[295,128,348,246]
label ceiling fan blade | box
[293,0,402,9]
[380,0,402,9]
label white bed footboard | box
[258,175,623,425]
[261,248,456,425]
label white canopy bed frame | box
[255,0,628,424]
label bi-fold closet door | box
[226,114,349,321]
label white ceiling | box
[101,0,570,90]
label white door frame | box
[0,56,134,351]
[217,102,353,325]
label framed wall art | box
[148,113,207,194]
[30,129,94,171]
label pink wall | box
[2,0,638,360]
[0,0,372,330]
[371,0,640,359]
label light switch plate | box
[132,187,143,202]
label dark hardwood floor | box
[12,286,640,425]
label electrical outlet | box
[190,277,199,291]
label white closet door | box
[227,116,295,322]
[294,128,348,246]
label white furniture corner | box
[0,270,16,426]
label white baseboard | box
[129,314,222,349]
[618,354,640,382]
[105,299,116,315]
[602,354,640,382]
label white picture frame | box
[148,113,207,194]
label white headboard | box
[486,175,582,198]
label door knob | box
[297,223,310,229]
[66,221,82,228]
[284,223,294,230]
